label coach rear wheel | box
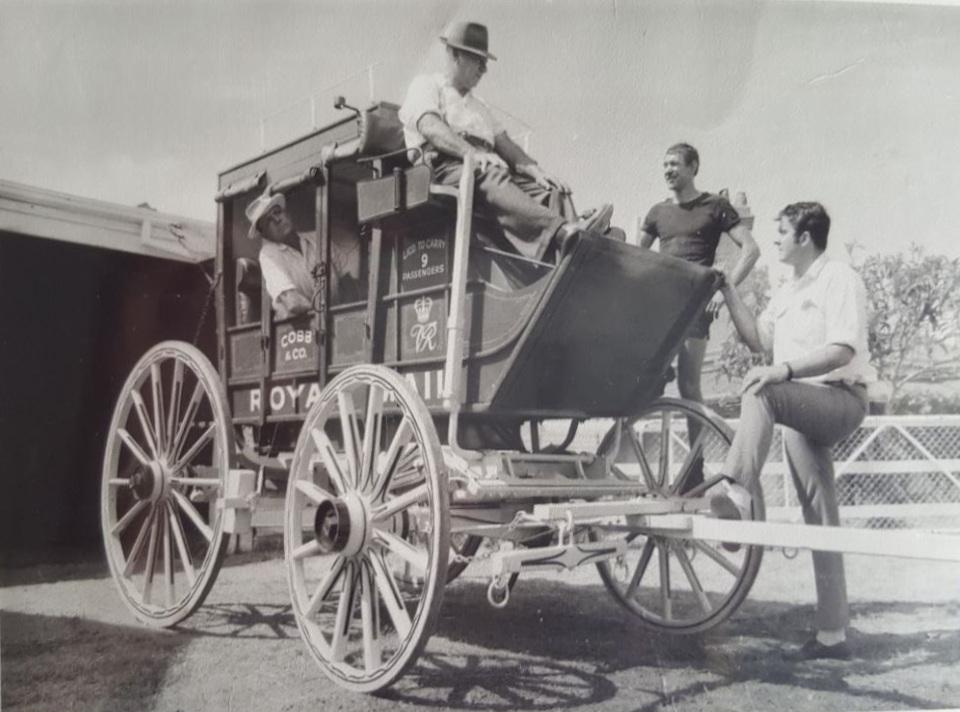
[284,365,449,693]
[594,398,764,634]
[101,341,233,627]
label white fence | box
[561,414,960,531]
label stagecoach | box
[101,99,767,692]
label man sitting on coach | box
[245,191,360,318]
[399,21,612,261]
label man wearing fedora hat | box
[399,21,611,260]
[246,191,359,318]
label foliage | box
[890,389,960,415]
[856,245,960,404]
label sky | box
[3,0,960,266]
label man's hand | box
[740,363,791,396]
[706,290,726,317]
[471,150,508,173]
[515,162,570,193]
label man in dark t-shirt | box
[639,143,759,488]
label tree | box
[856,246,960,404]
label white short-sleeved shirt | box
[259,231,318,319]
[757,254,876,385]
[399,73,504,150]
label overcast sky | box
[3,0,959,263]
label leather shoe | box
[782,638,851,662]
[709,479,752,552]
[575,203,614,235]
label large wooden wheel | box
[594,398,764,634]
[101,341,233,627]
[284,365,449,693]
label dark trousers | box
[726,381,868,630]
[432,159,566,261]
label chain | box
[192,268,222,347]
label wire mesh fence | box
[553,414,960,531]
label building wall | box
[0,232,214,563]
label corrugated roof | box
[0,179,214,263]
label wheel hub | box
[129,462,165,501]
[312,492,369,556]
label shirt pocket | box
[787,298,825,343]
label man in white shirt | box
[714,201,875,661]
[245,191,359,318]
[399,21,611,261]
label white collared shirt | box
[399,73,504,150]
[757,253,876,385]
[259,231,318,319]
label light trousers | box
[725,380,868,630]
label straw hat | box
[245,191,285,239]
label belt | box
[824,380,867,391]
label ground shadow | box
[383,652,617,709]
[431,579,960,711]
[1,610,189,712]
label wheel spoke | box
[368,550,412,638]
[150,363,167,455]
[359,385,384,492]
[691,539,742,576]
[166,359,184,454]
[291,539,328,561]
[369,418,412,500]
[168,500,197,586]
[626,427,657,491]
[122,507,155,578]
[142,505,162,604]
[130,390,159,460]
[111,499,148,536]
[371,483,429,523]
[625,537,656,597]
[294,479,335,506]
[657,540,672,620]
[172,423,216,473]
[330,562,358,662]
[117,428,152,467]
[670,541,712,613]
[170,488,214,542]
[670,430,707,495]
[373,529,428,572]
[337,391,362,490]
[170,381,204,464]
[310,427,349,495]
[163,507,174,607]
[305,556,347,618]
[359,560,382,672]
[658,411,673,487]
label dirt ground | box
[3,546,959,712]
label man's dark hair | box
[778,201,831,251]
[666,142,699,175]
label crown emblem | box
[414,296,433,324]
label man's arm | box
[707,223,760,316]
[417,114,506,171]
[740,344,854,396]
[720,280,764,353]
[277,289,311,317]
[638,227,656,250]
[722,223,760,287]
[494,131,569,192]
